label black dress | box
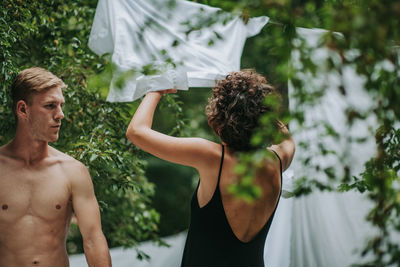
[181,145,283,267]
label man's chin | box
[48,135,59,143]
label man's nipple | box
[1,204,8,210]
[56,204,61,210]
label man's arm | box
[70,161,111,267]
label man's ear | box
[16,100,28,120]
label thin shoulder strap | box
[270,149,283,181]
[270,149,282,175]
[217,144,225,184]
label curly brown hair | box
[206,70,280,152]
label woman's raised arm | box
[126,90,217,169]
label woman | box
[126,70,295,267]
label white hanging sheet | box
[283,27,392,267]
[89,0,269,102]
[69,232,187,267]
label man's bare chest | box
[0,164,72,224]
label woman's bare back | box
[197,144,282,243]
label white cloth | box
[69,232,187,267]
[89,0,269,101]
[280,27,379,267]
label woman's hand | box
[276,120,289,135]
[269,120,295,172]
[159,89,178,94]
[150,89,177,96]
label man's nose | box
[55,106,64,121]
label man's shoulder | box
[0,143,16,164]
[49,146,88,174]
[0,143,12,156]
[0,144,7,157]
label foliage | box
[0,0,162,258]
[145,157,196,237]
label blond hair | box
[11,67,67,116]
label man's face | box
[27,86,65,143]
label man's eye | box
[46,104,55,108]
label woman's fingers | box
[147,89,178,97]
[163,89,178,94]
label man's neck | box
[8,130,50,166]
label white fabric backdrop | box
[89,0,268,101]
[69,232,186,267]
[284,27,379,267]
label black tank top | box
[181,145,283,267]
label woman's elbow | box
[279,139,295,171]
[285,140,296,170]
[126,126,140,144]
[290,139,296,156]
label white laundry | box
[69,232,187,267]
[275,27,379,267]
[89,0,269,102]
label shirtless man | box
[0,67,111,267]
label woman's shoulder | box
[190,138,225,164]
[254,149,282,182]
